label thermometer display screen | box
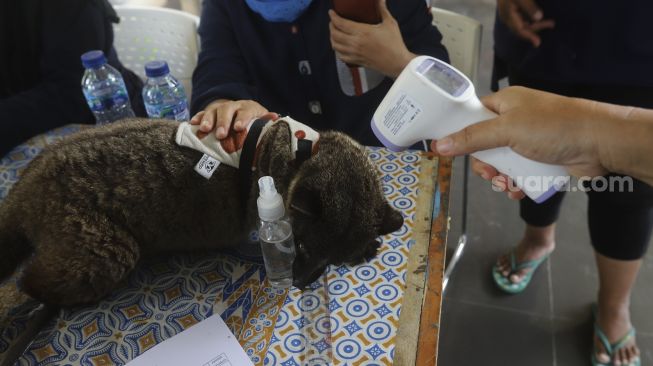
[418,59,469,97]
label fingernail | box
[492,179,506,191]
[533,10,543,21]
[200,120,210,130]
[436,137,453,154]
[217,126,225,137]
[235,120,242,129]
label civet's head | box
[255,121,403,289]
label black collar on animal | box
[238,118,317,207]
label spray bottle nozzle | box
[258,176,277,199]
[257,176,284,221]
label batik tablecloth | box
[0,125,445,366]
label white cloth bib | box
[175,117,320,169]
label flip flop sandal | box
[491,250,550,294]
[592,305,641,366]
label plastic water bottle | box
[81,50,135,125]
[257,176,296,288]
[142,60,190,121]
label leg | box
[495,72,575,286]
[20,219,140,307]
[588,176,653,365]
[0,281,31,327]
[495,191,564,284]
[594,254,642,365]
[0,212,30,282]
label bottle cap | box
[257,176,285,221]
[144,60,170,78]
[81,50,107,69]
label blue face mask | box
[245,0,313,23]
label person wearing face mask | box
[189,0,448,146]
[0,0,145,157]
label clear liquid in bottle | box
[257,176,296,288]
[259,220,295,288]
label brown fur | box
[0,119,403,307]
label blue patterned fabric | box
[7,253,267,366]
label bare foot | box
[594,306,640,366]
[495,229,555,284]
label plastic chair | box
[431,7,482,82]
[430,7,482,292]
[180,0,202,15]
[112,5,200,99]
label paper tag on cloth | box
[194,154,220,179]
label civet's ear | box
[256,121,294,192]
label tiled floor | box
[432,1,653,365]
[112,0,653,365]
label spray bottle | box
[257,176,296,288]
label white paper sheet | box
[125,314,254,366]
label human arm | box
[190,0,263,138]
[496,0,555,47]
[431,86,653,187]
[328,0,448,78]
[0,0,115,156]
[591,103,653,187]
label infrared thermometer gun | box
[372,56,569,203]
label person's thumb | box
[516,0,543,21]
[378,0,392,22]
[433,118,509,156]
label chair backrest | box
[181,0,202,16]
[430,7,482,83]
[112,5,200,99]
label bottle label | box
[84,88,129,113]
[145,100,190,121]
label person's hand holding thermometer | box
[432,86,653,191]
[372,56,569,203]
